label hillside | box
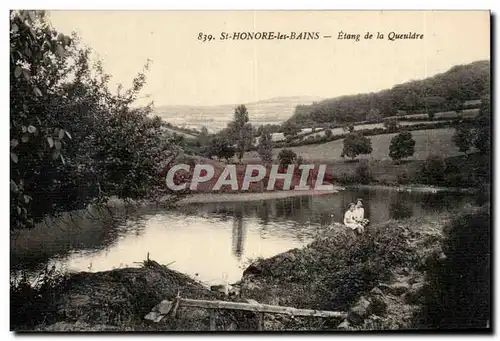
[153,96,323,133]
[288,60,490,126]
[244,128,462,163]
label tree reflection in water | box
[231,203,246,260]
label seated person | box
[344,203,364,234]
[354,198,369,227]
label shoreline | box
[177,188,344,204]
[176,183,479,205]
[343,183,479,194]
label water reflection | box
[231,204,246,260]
[11,189,481,285]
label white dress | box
[353,207,365,222]
[344,210,362,230]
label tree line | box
[287,60,490,127]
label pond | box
[11,188,485,286]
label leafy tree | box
[206,137,234,162]
[452,126,474,155]
[341,133,373,160]
[257,130,273,164]
[389,131,416,162]
[366,108,382,121]
[282,121,301,142]
[278,149,297,168]
[10,10,182,230]
[226,105,254,162]
[197,126,210,147]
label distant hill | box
[288,60,490,126]
[152,96,323,133]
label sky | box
[48,10,490,107]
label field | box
[162,127,198,140]
[245,128,462,163]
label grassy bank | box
[239,204,490,330]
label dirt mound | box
[13,266,225,331]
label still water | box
[12,188,483,286]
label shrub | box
[418,155,446,185]
[355,161,373,184]
[257,130,273,164]
[383,119,399,132]
[418,206,491,329]
[397,171,411,185]
[278,149,297,168]
[452,126,474,154]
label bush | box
[452,126,474,155]
[278,149,297,168]
[383,119,399,133]
[355,161,373,184]
[418,155,446,185]
[397,171,411,185]
[418,206,491,329]
[11,266,70,329]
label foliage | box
[226,105,254,162]
[417,155,446,185]
[278,149,297,168]
[354,161,373,184]
[286,60,489,126]
[282,121,301,142]
[205,137,235,162]
[383,119,399,133]
[257,130,273,164]
[341,133,373,160]
[11,265,70,329]
[367,108,382,121]
[257,124,282,136]
[10,10,183,230]
[389,131,416,162]
[452,126,474,154]
[343,124,355,133]
[197,126,210,147]
[396,171,411,185]
[473,94,491,155]
[418,206,490,329]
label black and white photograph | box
[9,9,492,332]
